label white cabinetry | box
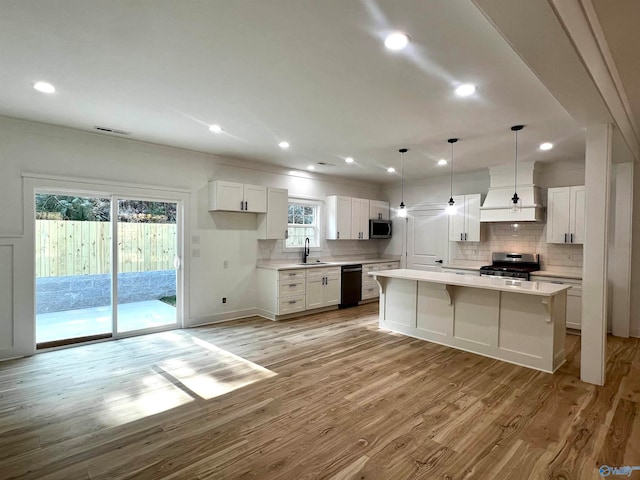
[208,181,267,213]
[257,187,288,240]
[305,267,341,310]
[350,198,370,240]
[327,195,380,240]
[361,261,400,300]
[530,275,582,329]
[546,186,585,244]
[361,264,379,300]
[326,196,351,240]
[449,194,481,242]
[370,200,390,220]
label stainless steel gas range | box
[479,252,540,280]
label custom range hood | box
[480,161,545,222]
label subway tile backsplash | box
[258,238,382,262]
[452,222,583,268]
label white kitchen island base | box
[373,270,570,373]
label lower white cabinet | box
[530,275,582,329]
[362,264,379,300]
[257,266,341,319]
[306,267,341,310]
[361,261,400,300]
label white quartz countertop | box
[371,269,571,296]
[257,258,401,271]
[443,263,582,280]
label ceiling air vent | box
[94,126,131,136]
[317,162,335,166]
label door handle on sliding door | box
[173,256,181,270]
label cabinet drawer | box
[278,294,306,315]
[306,266,341,280]
[379,262,400,271]
[363,263,379,273]
[362,284,379,299]
[279,269,306,281]
[278,280,305,297]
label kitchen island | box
[371,269,571,373]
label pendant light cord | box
[514,128,518,194]
[450,141,454,199]
[447,138,458,205]
[510,125,524,205]
[401,150,405,204]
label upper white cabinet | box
[546,186,585,244]
[208,181,267,213]
[350,198,370,240]
[326,195,352,240]
[369,200,390,220]
[449,194,481,242]
[257,187,288,240]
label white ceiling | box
[0,0,589,184]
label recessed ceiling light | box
[454,84,476,97]
[539,142,553,151]
[279,141,290,149]
[387,167,396,173]
[34,81,56,94]
[384,32,410,51]
[307,165,315,171]
[437,159,448,166]
[208,124,223,134]
[345,157,355,164]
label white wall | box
[0,116,383,359]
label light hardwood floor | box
[1,302,639,479]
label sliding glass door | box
[115,198,178,334]
[35,191,182,348]
[35,193,114,346]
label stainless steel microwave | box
[369,219,392,239]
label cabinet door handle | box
[289,283,297,287]
[570,233,573,243]
[289,300,297,304]
[337,232,339,239]
[378,213,382,220]
[245,201,248,210]
[464,233,467,241]
[285,230,289,239]
[564,233,568,243]
[240,200,244,211]
[460,233,463,241]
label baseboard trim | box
[188,308,260,327]
[630,327,640,338]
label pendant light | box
[445,138,458,215]
[398,148,408,218]
[510,125,524,213]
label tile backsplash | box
[452,222,583,268]
[258,238,383,262]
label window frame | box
[283,197,323,252]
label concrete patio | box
[36,300,177,343]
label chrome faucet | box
[303,237,310,263]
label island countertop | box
[370,269,571,297]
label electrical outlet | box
[566,254,572,260]
[223,260,229,269]
[192,234,200,245]
[192,249,200,258]
[222,297,227,304]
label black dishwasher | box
[340,264,362,307]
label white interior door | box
[407,206,448,271]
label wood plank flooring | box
[1,302,639,479]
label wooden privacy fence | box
[35,220,177,277]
